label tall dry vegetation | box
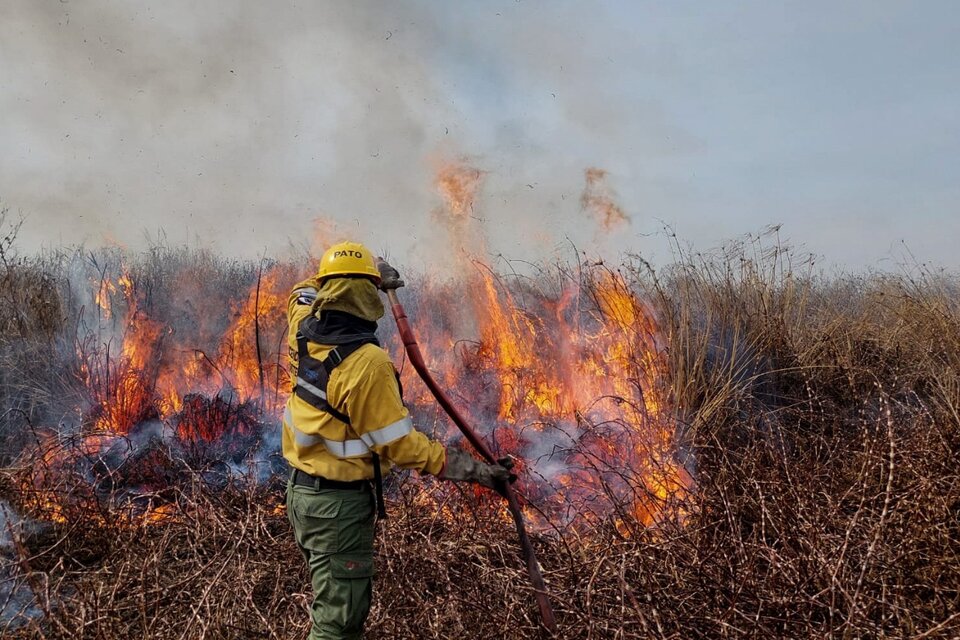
[0,210,65,459]
[634,234,960,637]
[0,229,958,638]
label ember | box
[175,395,262,463]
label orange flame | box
[83,263,294,437]
[394,265,690,529]
[435,164,484,219]
[433,162,487,265]
[32,165,689,532]
[95,278,118,319]
[392,162,690,530]
[581,167,630,231]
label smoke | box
[0,0,659,268]
[0,501,44,628]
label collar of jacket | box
[300,310,380,346]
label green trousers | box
[286,480,376,640]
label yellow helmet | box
[317,241,381,283]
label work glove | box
[441,448,513,490]
[374,257,404,291]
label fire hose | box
[379,268,558,634]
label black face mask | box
[300,310,380,346]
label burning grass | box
[0,230,958,637]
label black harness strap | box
[294,328,388,520]
[371,453,385,520]
[294,334,368,424]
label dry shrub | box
[0,233,957,638]
[0,210,62,341]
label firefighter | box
[283,241,510,640]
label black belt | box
[290,468,370,491]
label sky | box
[1,1,958,271]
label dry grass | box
[0,231,958,638]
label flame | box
[435,164,484,219]
[395,266,690,529]
[433,162,487,265]
[581,167,630,231]
[83,263,295,439]
[214,266,290,413]
[85,270,166,433]
[24,262,297,526]
[387,162,691,531]
[27,164,691,533]
[141,502,179,525]
[95,278,118,319]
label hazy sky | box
[1,1,957,270]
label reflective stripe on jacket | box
[282,276,446,481]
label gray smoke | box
[0,501,45,629]
[1,1,657,268]
[4,2,960,269]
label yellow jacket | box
[282,276,446,481]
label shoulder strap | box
[294,332,379,426]
[296,331,309,361]
[320,340,372,375]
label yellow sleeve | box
[287,276,322,378]
[287,276,322,337]
[340,351,446,476]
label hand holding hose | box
[441,449,516,489]
[375,257,404,291]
